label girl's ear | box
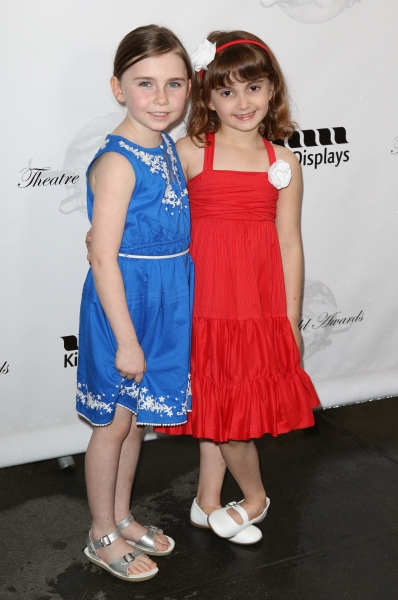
[268,81,275,101]
[110,76,125,104]
[208,99,215,111]
[186,79,192,99]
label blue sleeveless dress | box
[76,133,193,427]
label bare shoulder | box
[91,151,133,175]
[176,135,205,180]
[272,143,300,169]
[176,135,202,158]
[90,151,135,192]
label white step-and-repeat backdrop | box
[1,0,397,467]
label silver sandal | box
[84,528,158,581]
[117,512,175,556]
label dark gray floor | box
[1,398,398,600]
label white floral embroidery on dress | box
[76,382,113,413]
[139,389,174,418]
[119,375,192,418]
[186,373,192,397]
[117,135,189,213]
[120,382,174,417]
[99,138,110,151]
[118,381,140,400]
[177,373,192,417]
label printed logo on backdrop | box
[300,279,364,360]
[61,336,78,368]
[0,361,9,375]
[275,127,349,169]
[260,0,361,24]
[18,161,80,190]
[391,137,398,155]
[60,112,124,216]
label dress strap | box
[263,138,276,166]
[203,133,215,171]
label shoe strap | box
[135,525,163,551]
[116,512,135,530]
[108,552,136,576]
[226,501,249,524]
[90,528,121,550]
[108,549,150,576]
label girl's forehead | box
[126,52,188,76]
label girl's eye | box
[139,81,152,87]
[249,85,260,92]
[168,81,181,88]
[220,90,233,98]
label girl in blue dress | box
[76,25,193,582]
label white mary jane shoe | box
[190,499,263,545]
[207,497,270,539]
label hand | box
[85,228,92,263]
[115,341,146,382]
[290,321,302,350]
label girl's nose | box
[236,93,250,111]
[154,88,169,105]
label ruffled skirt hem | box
[155,367,319,441]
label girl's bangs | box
[208,48,270,89]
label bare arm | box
[274,148,303,349]
[175,136,204,181]
[89,152,145,381]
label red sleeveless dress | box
[155,133,319,441]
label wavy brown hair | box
[113,24,192,81]
[187,30,296,145]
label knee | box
[103,412,133,443]
[112,420,133,443]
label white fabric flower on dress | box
[268,159,292,190]
[191,39,217,72]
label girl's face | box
[208,77,273,134]
[111,52,191,135]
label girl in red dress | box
[156,30,320,544]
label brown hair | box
[187,30,296,145]
[113,24,192,81]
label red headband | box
[199,39,271,80]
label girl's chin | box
[230,119,264,132]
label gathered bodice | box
[187,133,278,222]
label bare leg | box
[218,440,267,525]
[113,413,143,519]
[115,414,170,551]
[196,439,226,514]
[85,406,156,575]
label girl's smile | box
[233,111,257,121]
